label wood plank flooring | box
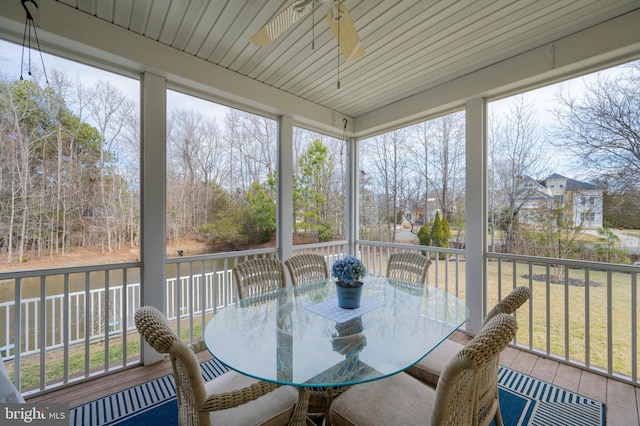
[26,334,640,425]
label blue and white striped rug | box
[70,361,605,426]
[495,367,605,425]
[69,358,229,426]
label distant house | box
[517,173,603,229]
[403,198,439,226]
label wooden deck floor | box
[26,334,640,425]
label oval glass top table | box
[204,276,468,390]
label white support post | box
[140,72,166,364]
[465,97,486,335]
[347,136,359,256]
[278,115,294,271]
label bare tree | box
[551,61,640,191]
[196,117,225,225]
[116,100,141,248]
[42,69,76,256]
[489,96,548,253]
[426,112,465,223]
[409,121,432,230]
[84,80,135,253]
[0,80,37,263]
[224,109,276,195]
[363,128,411,242]
[170,108,202,234]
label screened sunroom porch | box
[0,1,640,424]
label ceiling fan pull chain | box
[312,0,315,50]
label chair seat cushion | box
[0,358,24,403]
[405,339,463,386]
[206,371,299,426]
[329,372,437,426]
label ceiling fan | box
[250,0,365,62]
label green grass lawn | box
[427,257,637,378]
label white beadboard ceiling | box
[53,0,639,118]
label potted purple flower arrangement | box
[332,256,366,308]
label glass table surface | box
[204,276,469,388]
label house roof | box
[543,174,600,191]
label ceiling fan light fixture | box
[250,0,364,62]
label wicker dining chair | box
[284,253,340,424]
[284,253,329,285]
[135,305,305,426]
[232,258,286,300]
[406,286,531,426]
[328,313,518,426]
[386,252,432,284]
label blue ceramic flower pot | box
[336,282,363,309]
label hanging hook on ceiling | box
[22,0,38,22]
[342,118,348,143]
[21,0,48,84]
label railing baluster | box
[585,268,591,369]
[564,265,570,362]
[84,271,90,378]
[545,262,550,356]
[104,269,110,373]
[527,263,533,351]
[63,273,69,384]
[122,269,128,367]
[14,277,22,392]
[188,260,194,342]
[607,270,613,375]
[632,271,637,383]
[39,275,45,391]
[174,262,181,335]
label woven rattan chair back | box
[135,306,209,426]
[475,286,530,426]
[135,306,302,426]
[386,252,432,284]
[482,286,531,327]
[430,313,518,426]
[232,258,286,300]
[285,253,329,286]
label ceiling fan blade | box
[327,4,364,61]
[250,0,314,46]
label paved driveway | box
[584,229,640,254]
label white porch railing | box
[0,242,637,397]
[0,272,236,360]
[0,248,277,396]
[487,252,639,386]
